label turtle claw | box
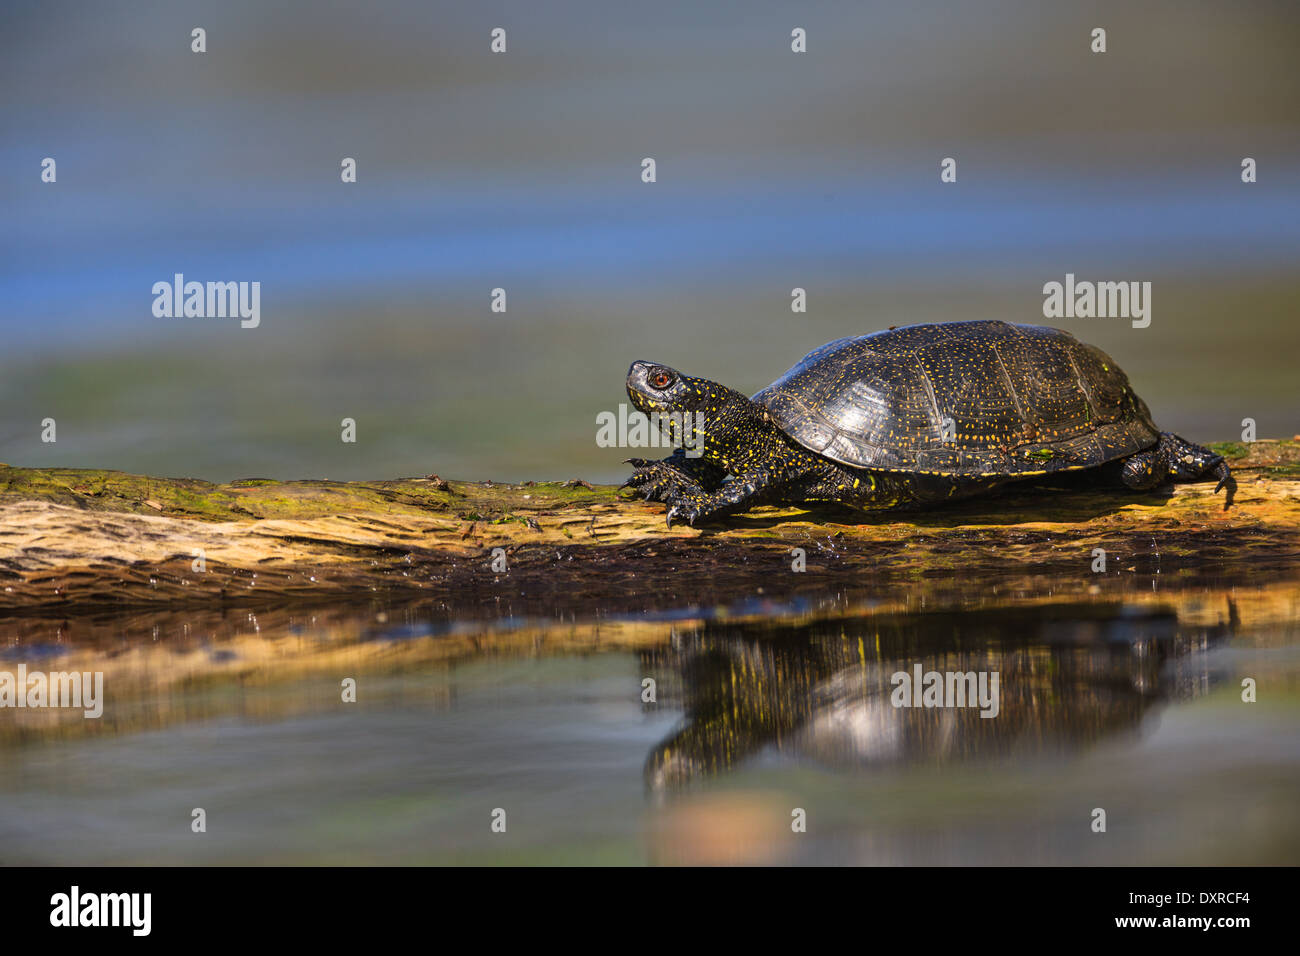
[1213,462,1231,493]
[665,502,701,529]
[1213,461,1237,509]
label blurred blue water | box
[5,171,1299,342]
[1,0,1297,480]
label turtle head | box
[626,360,743,420]
[626,360,766,465]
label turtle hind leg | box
[1119,432,1236,509]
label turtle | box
[620,320,1234,527]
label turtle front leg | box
[1120,432,1236,508]
[621,449,726,504]
[663,472,775,528]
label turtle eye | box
[649,369,674,390]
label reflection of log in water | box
[1,585,1274,746]
[642,601,1236,793]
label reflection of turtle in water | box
[623,321,1234,527]
[641,603,1231,794]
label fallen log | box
[1,440,1297,615]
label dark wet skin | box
[621,323,1234,528]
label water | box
[2,579,1296,865]
[2,0,1299,481]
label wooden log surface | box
[1,440,1297,616]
